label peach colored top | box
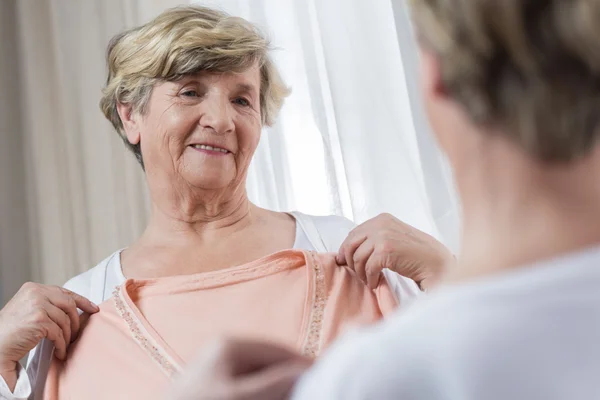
[43,250,397,399]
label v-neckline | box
[112,249,327,378]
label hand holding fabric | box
[0,283,98,391]
[337,213,454,290]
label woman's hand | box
[337,213,454,290]
[169,339,311,400]
[0,283,99,390]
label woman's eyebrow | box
[235,83,258,94]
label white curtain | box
[196,0,460,244]
[0,0,459,304]
[0,0,31,305]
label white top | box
[292,245,600,400]
[0,212,420,400]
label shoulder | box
[292,212,357,252]
[346,286,575,399]
[63,251,120,298]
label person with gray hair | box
[0,5,452,399]
[167,0,600,398]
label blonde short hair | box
[408,0,600,162]
[100,5,290,166]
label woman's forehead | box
[176,66,261,88]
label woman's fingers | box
[169,339,312,400]
[47,287,99,342]
[338,229,386,289]
[47,292,79,343]
[337,213,453,290]
[338,231,367,272]
[62,288,99,314]
[43,320,67,361]
[365,252,386,289]
[351,240,375,285]
[44,304,73,346]
[0,283,98,371]
[236,360,310,400]
[217,339,311,376]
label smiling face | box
[120,63,263,198]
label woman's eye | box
[233,97,250,107]
[182,90,199,97]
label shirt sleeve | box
[0,363,32,400]
[0,340,56,400]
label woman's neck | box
[145,193,254,242]
[452,195,600,284]
[121,195,297,279]
[446,144,600,284]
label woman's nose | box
[199,95,234,135]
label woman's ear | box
[419,47,445,100]
[116,103,141,145]
[418,47,479,168]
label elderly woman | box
[0,5,452,400]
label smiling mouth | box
[190,144,230,154]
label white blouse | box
[0,212,421,400]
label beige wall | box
[0,0,188,307]
[0,0,31,305]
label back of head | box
[408,0,600,163]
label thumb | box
[335,248,346,265]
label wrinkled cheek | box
[141,140,165,171]
[234,121,262,175]
[233,152,252,177]
[244,125,262,154]
[141,136,181,180]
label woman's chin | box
[184,174,234,191]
